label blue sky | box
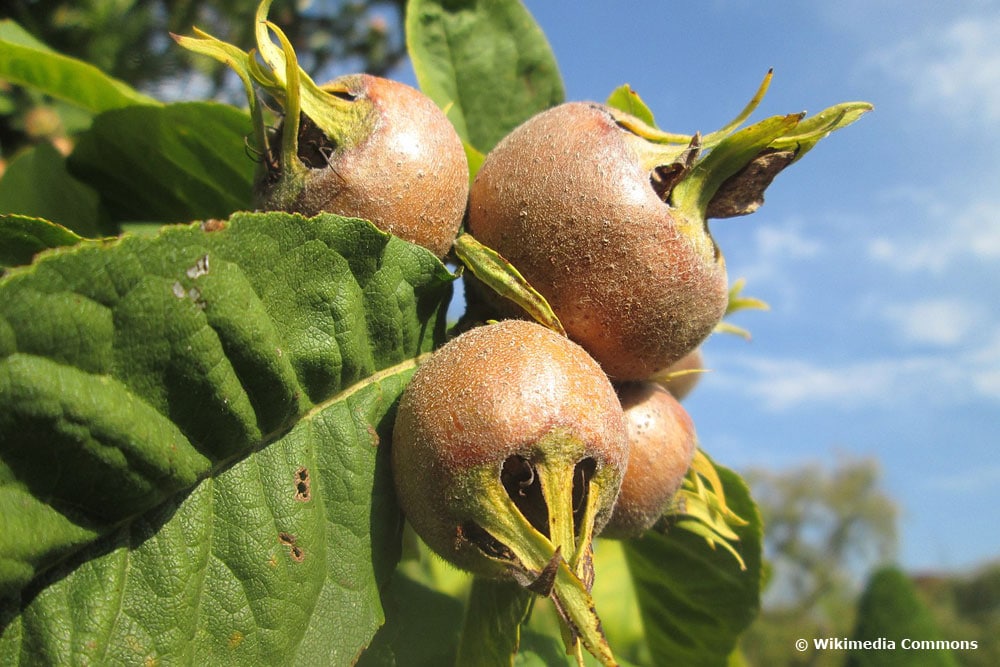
[511,1,1000,573]
[391,1,1000,573]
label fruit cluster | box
[179,4,870,664]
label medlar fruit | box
[258,73,469,258]
[391,319,627,664]
[466,102,727,379]
[601,381,697,539]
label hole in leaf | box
[278,532,305,562]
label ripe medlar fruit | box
[258,73,469,258]
[392,319,627,577]
[601,381,697,539]
[466,90,871,380]
[176,2,468,258]
[653,347,705,401]
[391,319,627,663]
[466,102,728,380]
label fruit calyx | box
[667,450,751,570]
[461,450,617,665]
[173,0,377,206]
[606,71,873,222]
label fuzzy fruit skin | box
[467,102,728,379]
[259,74,469,258]
[391,319,628,577]
[601,382,697,539]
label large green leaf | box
[0,212,455,663]
[406,0,565,153]
[624,464,763,666]
[0,215,89,269]
[0,19,157,114]
[67,103,256,225]
[0,143,109,238]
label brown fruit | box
[601,381,697,539]
[259,74,469,258]
[466,102,728,379]
[391,319,628,580]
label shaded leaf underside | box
[624,463,763,665]
[406,0,565,153]
[0,212,454,664]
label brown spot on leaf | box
[294,467,311,502]
[201,219,227,232]
[228,631,244,649]
[279,531,305,562]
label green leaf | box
[67,102,256,225]
[0,211,455,663]
[406,0,565,153]
[624,464,763,666]
[0,19,157,114]
[0,142,109,238]
[0,215,90,268]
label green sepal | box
[665,449,750,571]
[453,233,566,336]
[605,84,657,127]
[713,277,771,340]
[671,113,803,217]
[466,461,617,666]
[606,71,871,223]
[175,0,375,195]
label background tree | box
[846,565,957,667]
[0,0,407,162]
[914,561,1000,667]
[740,456,898,666]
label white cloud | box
[924,464,1000,494]
[881,298,983,347]
[711,330,1000,411]
[869,13,1000,126]
[755,224,822,260]
[712,356,934,411]
[728,219,823,288]
[866,191,1000,273]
